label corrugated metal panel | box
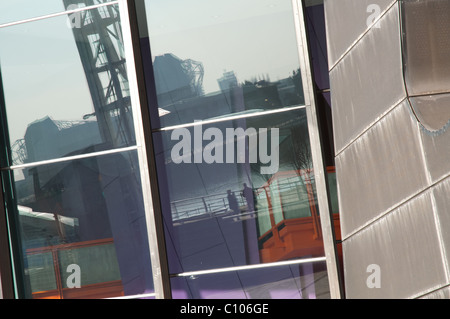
[330,3,406,154]
[336,101,429,238]
[343,190,447,299]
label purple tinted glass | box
[153,110,328,274]
[171,261,329,299]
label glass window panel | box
[58,243,121,288]
[0,4,135,167]
[327,169,339,215]
[0,0,114,25]
[305,1,329,91]
[136,0,305,129]
[7,150,154,299]
[171,261,330,299]
[26,252,57,294]
[153,109,325,274]
[269,180,284,225]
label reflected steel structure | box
[63,0,134,147]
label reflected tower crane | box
[63,0,134,148]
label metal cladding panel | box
[330,3,406,154]
[401,0,450,96]
[419,123,450,183]
[324,0,395,68]
[433,177,450,261]
[410,94,450,132]
[343,190,447,299]
[336,101,429,238]
[419,287,450,299]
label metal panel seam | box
[334,97,406,158]
[341,171,450,241]
[328,0,398,72]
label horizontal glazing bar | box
[173,257,327,278]
[154,104,308,133]
[0,1,119,29]
[106,292,156,299]
[4,145,138,171]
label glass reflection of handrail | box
[170,174,314,221]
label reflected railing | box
[26,238,124,299]
[170,170,316,222]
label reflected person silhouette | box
[227,190,240,214]
[242,183,256,213]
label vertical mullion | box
[117,0,171,299]
[0,64,20,299]
[0,182,14,299]
[291,0,343,299]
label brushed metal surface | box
[432,176,450,264]
[409,94,450,132]
[336,101,429,238]
[401,0,450,97]
[324,0,395,68]
[330,3,406,154]
[419,286,450,299]
[343,190,446,299]
[419,121,450,184]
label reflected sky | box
[144,0,301,94]
[0,0,65,25]
[0,13,94,145]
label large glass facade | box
[0,4,134,167]
[138,0,306,130]
[135,0,340,299]
[0,2,154,299]
[0,0,114,25]
[155,110,324,273]
[0,0,341,299]
[171,260,329,299]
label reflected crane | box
[63,0,134,148]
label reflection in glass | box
[7,151,154,299]
[137,0,305,128]
[305,1,330,91]
[0,4,134,166]
[153,110,339,274]
[171,261,330,299]
[0,0,113,25]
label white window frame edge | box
[292,0,343,299]
[117,0,167,299]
